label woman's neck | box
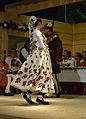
[36,26,40,31]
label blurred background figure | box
[19,39,31,63]
[0,50,8,95]
[75,51,86,67]
[81,51,86,66]
[4,48,21,96]
[61,50,75,67]
[75,52,82,67]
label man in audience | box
[19,39,31,63]
[4,48,21,96]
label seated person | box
[81,51,86,66]
[4,48,21,96]
[61,50,75,67]
[75,52,86,67]
[82,51,86,61]
[75,52,82,67]
[0,51,8,94]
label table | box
[58,67,86,94]
[58,67,86,82]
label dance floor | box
[0,94,86,119]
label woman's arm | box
[33,30,45,49]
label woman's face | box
[82,52,86,58]
[37,22,43,30]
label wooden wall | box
[73,23,86,55]
[54,21,73,52]
[0,12,86,58]
[0,27,8,60]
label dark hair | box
[76,52,82,59]
[82,51,86,54]
[44,23,53,32]
[35,18,42,27]
[24,39,31,48]
[10,48,17,52]
[64,50,71,57]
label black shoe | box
[56,92,61,98]
[36,97,49,105]
[23,94,34,104]
[4,92,14,96]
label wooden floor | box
[0,94,86,119]
[0,114,27,119]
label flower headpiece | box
[28,16,37,39]
[44,21,54,29]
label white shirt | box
[61,57,75,67]
[32,29,45,49]
[5,57,21,72]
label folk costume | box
[48,32,62,97]
[47,32,62,74]
[44,23,63,97]
[11,16,54,104]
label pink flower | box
[22,81,26,86]
[42,66,44,69]
[15,78,21,83]
[33,69,37,73]
[46,77,50,81]
[24,74,28,78]
[17,71,23,75]
[29,70,32,73]
[43,71,47,75]
[38,83,43,86]
[39,75,43,79]
[24,67,28,72]
[27,80,32,85]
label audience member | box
[19,39,31,63]
[75,52,82,67]
[4,48,21,96]
[61,50,75,67]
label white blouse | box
[32,29,45,49]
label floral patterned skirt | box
[11,47,54,93]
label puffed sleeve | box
[33,30,45,49]
[21,48,29,59]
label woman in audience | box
[75,52,86,67]
[75,52,82,67]
[61,50,75,67]
[80,51,86,66]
